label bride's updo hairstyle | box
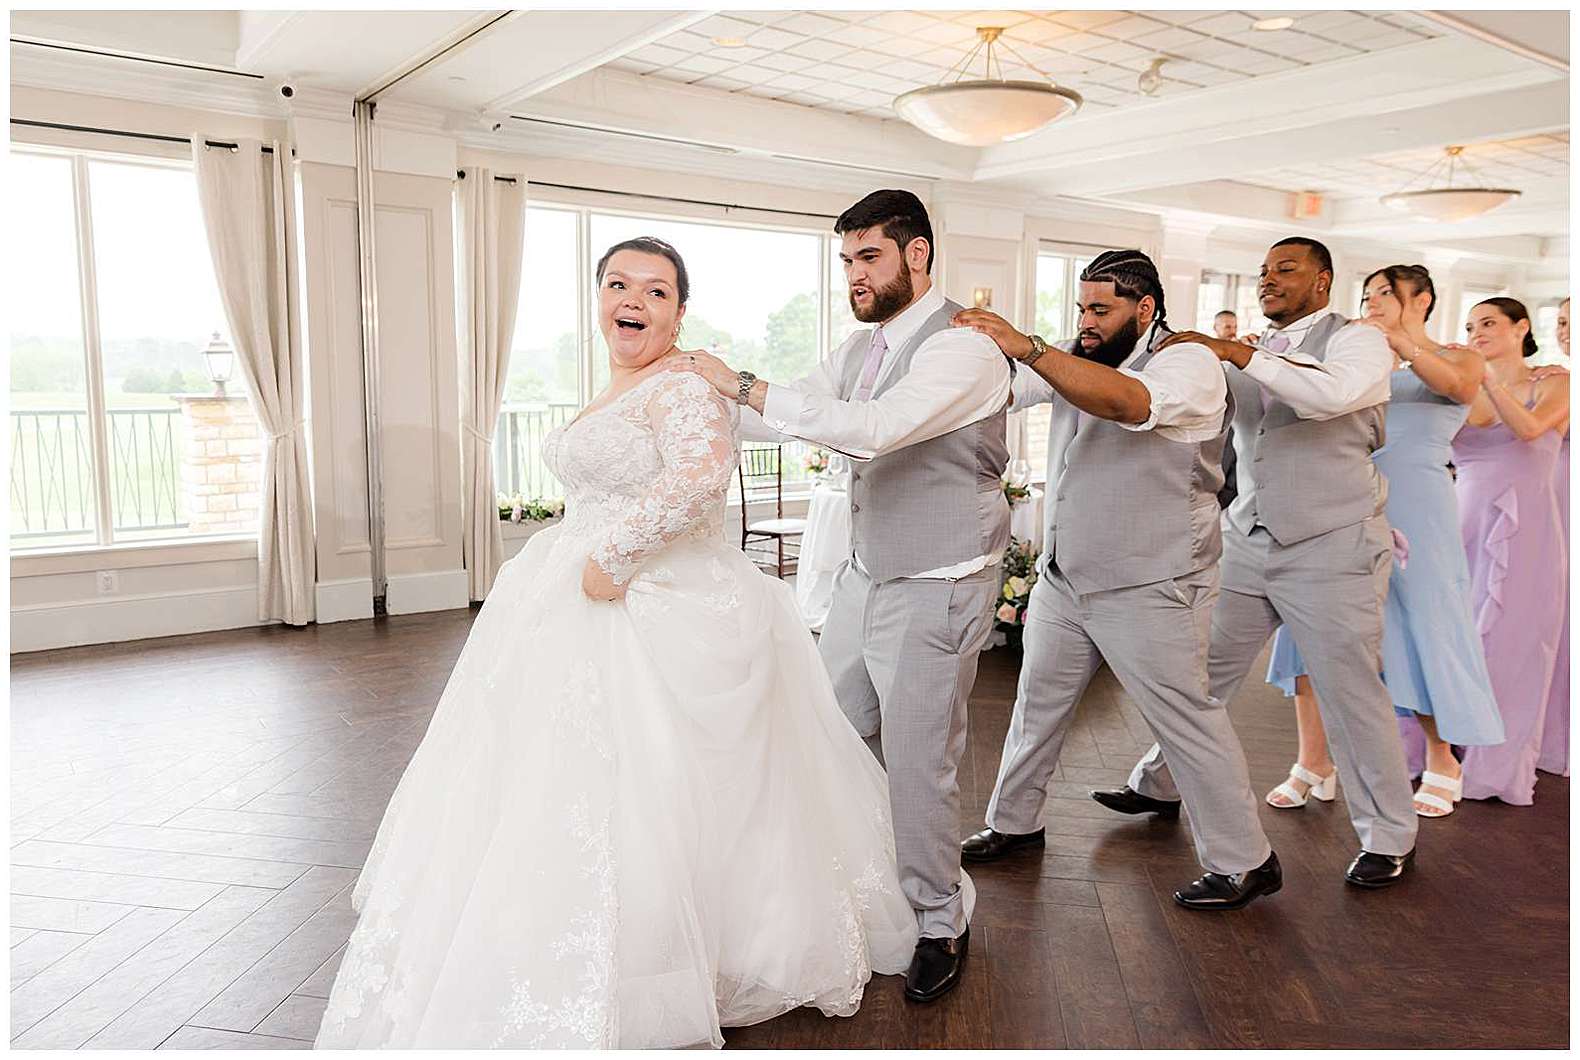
[595,236,690,305]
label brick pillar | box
[175,395,264,536]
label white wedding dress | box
[314,371,918,1049]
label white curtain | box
[458,167,527,600]
[191,136,316,625]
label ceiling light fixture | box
[1252,17,1296,31]
[711,36,747,48]
[1138,57,1167,95]
[1379,145,1522,223]
[892,26,1083,147]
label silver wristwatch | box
[737,369,758,405]
[1023,334,1049,366]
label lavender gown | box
[1454,401,1566,805]
[1538,433,1569,776]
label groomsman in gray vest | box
[1104,236,1419,888]
[952,251,1281,910]
[681,190,1011,1002]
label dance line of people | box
[956,243,1568,903]
[314,189,1568,1046]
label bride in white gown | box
[314,237,919,1049]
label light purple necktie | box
[853,328,888,401]
[1257,330,1290,407]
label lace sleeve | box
[590,372,739,584]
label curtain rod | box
[457,169,519,184]
[11,118,284,154]
[500,177,838,221]
[10,38,267,79]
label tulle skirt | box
[314,524,918,1049]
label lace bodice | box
[543,370,740,584]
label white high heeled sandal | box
[1266,763,1337,809]
[1413,770,1464,818]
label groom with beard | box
[682,189,1011,1002]
[953,250,1281,910]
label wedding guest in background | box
[1213,310,1239,340]
[1454,297,1569,805]
[1259,265,1503,820]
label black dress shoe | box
[1345,848,1415,888]
[1090,786,1182,818]
[1174,851,1283,910]
[960,826,1045,863]
[905,928,969,1003]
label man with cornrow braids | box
[953,249,1281,911]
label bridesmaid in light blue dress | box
[1263,266,1503,819]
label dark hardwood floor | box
[9,610,1570,1049]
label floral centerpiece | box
[497,492,564,524]
[803,446,832,480]
[994,536,1038,649]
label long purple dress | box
[1454,404,1566,804]
[1538,433,1569,776]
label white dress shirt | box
[741,284,1013,579]
[1241,308,1393,419]
[1011,322,1227,444]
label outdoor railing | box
[10,408,186,540]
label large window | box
[9,149,260,551]
[1198,270,1265,337]
[1533,300,1567,367]
[1022,247,1093,477]
[496,204,846,502]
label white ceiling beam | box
[974,35,1560,191]
[1416,10,1568,71]
[480,11,716,112]
[517,67,980,182]
[994,78,1567,200]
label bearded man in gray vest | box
[681,189,1011,1002]
[952,251,1280,911]
[1101,236,1419,889]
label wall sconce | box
[972,287,993,308]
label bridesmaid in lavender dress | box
[1535,295,1569,776]
[1455,298,1570,805]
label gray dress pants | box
[1130,518,1419,857]
[818,559,997,939]
[986,562,1272,875]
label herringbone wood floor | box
[9,609,1570,1049]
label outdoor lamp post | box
[203,331,235,397]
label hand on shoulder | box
[665,349,737,401]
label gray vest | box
[1042,325,1232,594]
[844,298,1011,581]
[1224,312,1388,544]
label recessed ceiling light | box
[1252,17,1296,31]
[712,36,747,48]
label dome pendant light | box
[893,26,1083,147]
[1379,145,1522,223]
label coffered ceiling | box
[9,8,1570,256]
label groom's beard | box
[1075,315,1143,369]
[851,269,914,324]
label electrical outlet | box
[96,570,119,595]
